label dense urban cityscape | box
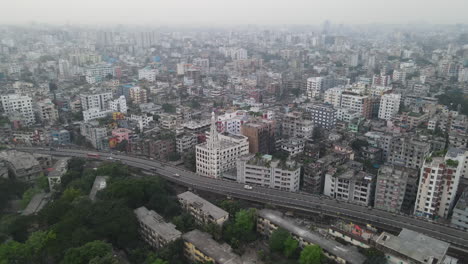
[1,10,468,264]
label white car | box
[174,173,180,177]
[107,156,114,160]
[244,185,253,190]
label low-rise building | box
[47,158,70,191]
[237,154,300,192]
[374,165,418,214]
[134,206,181,249]
[83,107,111,122]
[375,229,450,264]
[176,133,197,154]
[89,176,108,201]
[0,150,43,181]
[80,121,108,150]
[182,229,242,264]
[280,138,305,157]
[257,209,366,264]
[177,191,229,226]
[451,188,468,231]
[323,161,375,206]
[50,129,71,145]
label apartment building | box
[340,92,371,119]
[378,93,401,121]
[282,111,313,139]
[80,92,112,111]
[177,191,229,226]
[35,98,59,124]
[1,94,35,125]
[257,209,366,264]
[324,86,344,107]
[85,64,114,84]
[138,67,158,82]
[182,230,242,264]
[216,110,249,135]
[83,107,111,122]
[302,154,348,194]
[451,188,468,231]
[445,147,468,179]
[305,104,337,129]
[241,119,275,154]
[237,154,300,192]
[374,165,419,213]
[323,161,375,206]
[129,86,148,104]
[0,150,42,181]
[306,77,324,99]
[134,206,181,249]
[196,113,249,178]
[387,136,431,169]
[414,156,462,219]
[108,95,127,114]
[176,133,197,154]
[80,121,108,150]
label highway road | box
[17,147,468,250]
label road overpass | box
[17,147,468,251]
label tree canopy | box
[299,245,324,264]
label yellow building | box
[182,229,242,264]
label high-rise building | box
[1,94,35,125]
[129,86,148,104]
[109,95,128,114]
[414,156,463,219]
[240,119,275,154]
[138,67,158,82]
[387,136,431,169]
[306,77,324,99]
[84,64,114,84]
[374,165,419,213]
[323,161,375,206]
[80,92,112,111]
[282,111,314,139]
[340,92,371,119]
[237,154,300,192]
[305,104,337,129]
[378,93,401,120]
[324,86,344,108]
[196,113,249,179]
[34,98,59,124]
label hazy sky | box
[1,0,467,25]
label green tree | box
[150,259,168,264]
[234,208,256,239]
[172,213,196,233]
[283,235,299,258]
[361,248,387,264]
[162,103,176,113]
[36,173,49,191]
[299,245,324,264]
[61,240,112,264]
[269,228,289,252]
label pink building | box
[112,128,132,143]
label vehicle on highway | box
[244,184,253,190]
[87,153,100,159]
[174,173,180,177]
[107,156,114,160]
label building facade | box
[237,154,300,192]
[177,191,229,226]
[196,112,249,179]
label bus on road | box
[87,153,100,159]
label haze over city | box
[2,1,468,264]
[2,0,468,25]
